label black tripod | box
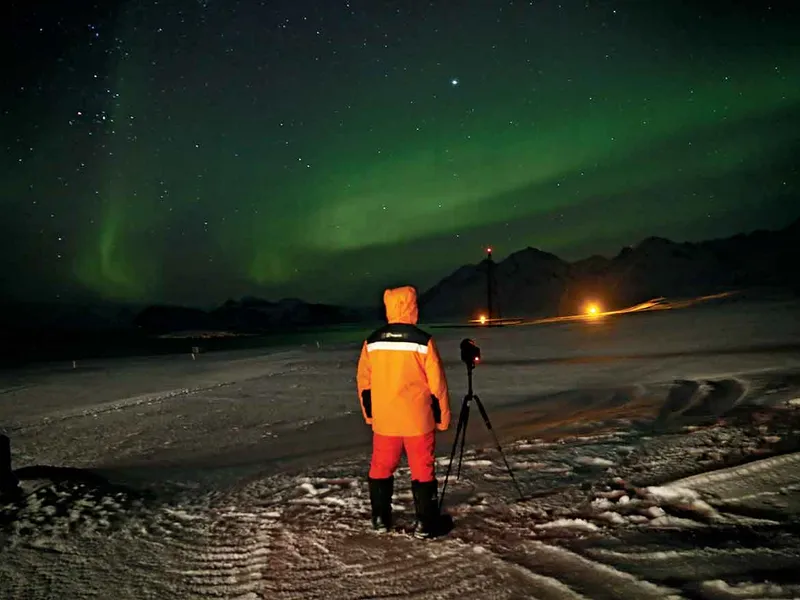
[439,340,525,510]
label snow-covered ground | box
[1,297,799,599]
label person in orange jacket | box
[357,285,451,538]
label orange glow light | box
[479,314,487,324]
[585,303,601,316]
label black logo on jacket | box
[367,323,432,346]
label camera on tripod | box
[460,338,481,368]
[440,338,524,512]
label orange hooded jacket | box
[356,286,451,437]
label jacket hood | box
[383,286,419,324]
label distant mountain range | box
[0,296,377,365]
[132,297,374,335]
[419,217,800,320]
[1,218,797,339]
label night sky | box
[4,1,799,308]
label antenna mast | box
[486,247,493,321]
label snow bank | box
[575,456,616,467]
[534,518,600,533]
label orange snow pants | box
[369,432,436,482]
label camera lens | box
[460,338,481,366]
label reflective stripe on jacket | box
[357,286,451,437]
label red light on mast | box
[486,247,492,254]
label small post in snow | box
[0,434,18,495]
[0,434,11,476]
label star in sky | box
[1,1,798,308]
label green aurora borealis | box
[4,2,799,307]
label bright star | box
[451,78,459,86]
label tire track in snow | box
[588,545,800,582]
[661,451,800,503]
[696,579,800,600]
[156,482,503,598]
[479,538,681,600]
[577,449,800,597]
[502,563,592,600]
[144,475,604,599]
[5,385,232,435]
[4,410,799,598]
[4,356,308,434]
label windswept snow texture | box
[2,298,800,599]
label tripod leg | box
[473,395,525,502]
[456,403,470,479]
[439,396,470,511]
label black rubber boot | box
[411,479,440,539]
[368,476,394,532]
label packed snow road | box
[1,299,800,599]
